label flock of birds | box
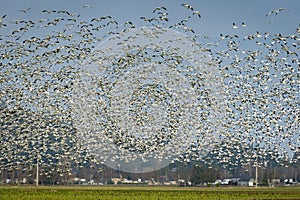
[0,3,299,175]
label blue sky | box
[1,0,299,38]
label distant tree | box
[191,164,218,184]
[107,178,114,185]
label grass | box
[0,186,300,200]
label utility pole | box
[255,161,258,188]
[36,161,39,186]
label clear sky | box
[1,0,299,38]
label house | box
[237,178,255,187]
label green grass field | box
[0,186,299,200]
